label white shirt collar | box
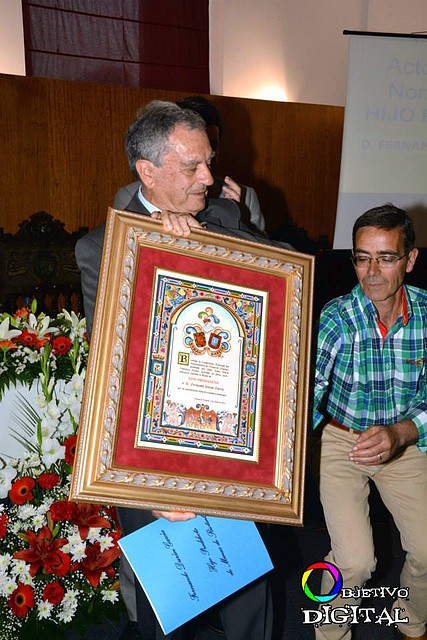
[137,186,159,214]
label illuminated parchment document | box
[137,268,268,461]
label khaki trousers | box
[315,423,427,640]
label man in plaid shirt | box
[313,204,427,640]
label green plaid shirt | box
[313,284,427,451]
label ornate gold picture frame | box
[70,208,314,525]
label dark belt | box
[328,418,361,436]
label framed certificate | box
[70,208,314,525]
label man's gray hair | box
[125,100,206,174]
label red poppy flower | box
[37,472,60,490]
[70,541,119,588]
[52,335,72,355]
[13,526,70,577]
[0,512,8,538]
[49,499,72,522]
[64,435,77,465]
[43,581,65,604]
[8,583,35,618]
[68,502,112,540]
[9,477,36,505]
[16,329,37,347]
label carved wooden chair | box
[0,211,88,315]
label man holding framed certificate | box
[76,101,274,640]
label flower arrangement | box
[0,303,123,639]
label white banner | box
[334,33,427,248]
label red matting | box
[114,245,286,486]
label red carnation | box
[49,499,72,522]
[37,472,60,490]
[64,435,77,465]
[8,583,35,618]
[9,477,36,505]
[43,581,65,605]
[0,512,8,538]
[52,335,72,355]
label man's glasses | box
[350,254,408,268]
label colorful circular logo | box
[301,561,343,603]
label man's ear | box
[406,247,418,274]
[135,159,155,188]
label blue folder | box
[118,514,274,634]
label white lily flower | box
[62,309,87,338]
[0,317,21,341]
[0,466,17,499]
[27,313,59,340]
[41,437,65,467]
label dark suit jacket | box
[114,178,267,233]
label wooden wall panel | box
[0,74,344,246]
[212,96,344,245]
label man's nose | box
[367,258,381,274]
[200,163,214,186]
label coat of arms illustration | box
[184,306,231,356]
